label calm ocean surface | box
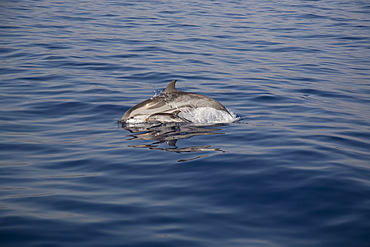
[1,0,370,246]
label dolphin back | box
[121,80,230,123]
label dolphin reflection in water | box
[120,80,234,124]
[123,123,226,157]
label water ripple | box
[1,0,370,246]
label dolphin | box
[120,80,231,123]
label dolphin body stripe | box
[121,80,231,123]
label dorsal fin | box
[163,80,178,93]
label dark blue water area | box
[1,0,370,246]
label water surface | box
[1,0,370,246]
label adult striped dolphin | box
[120,80,232,124]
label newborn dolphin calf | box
[121,80,232,123]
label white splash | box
[179,107,238,125]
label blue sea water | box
[1,0,370,246]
